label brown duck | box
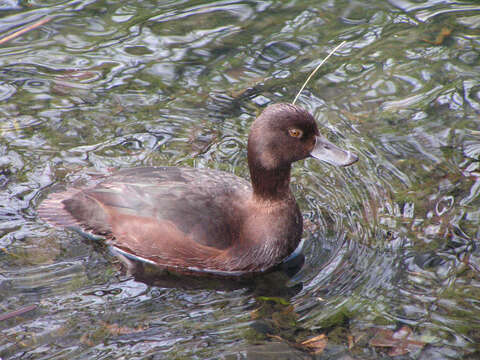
[38,103,358,276]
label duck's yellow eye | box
[288,128,303,138]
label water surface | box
[1,0,479,359]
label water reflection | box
[123,253,304,297]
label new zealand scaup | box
[38,103,358,276]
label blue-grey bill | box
[310,136,358,167]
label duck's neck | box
[248,162,292,201]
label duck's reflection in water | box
[113,246,304,297]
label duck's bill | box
[310,135,358,167]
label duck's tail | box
[37,189,84,229]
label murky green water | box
[1,0,479,359]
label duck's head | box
[248,103,358,171]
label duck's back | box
[39,167,253,267]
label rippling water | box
[1,1,479,359]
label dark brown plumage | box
[38,103,358,276]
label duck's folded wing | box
[40,178,242,252]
